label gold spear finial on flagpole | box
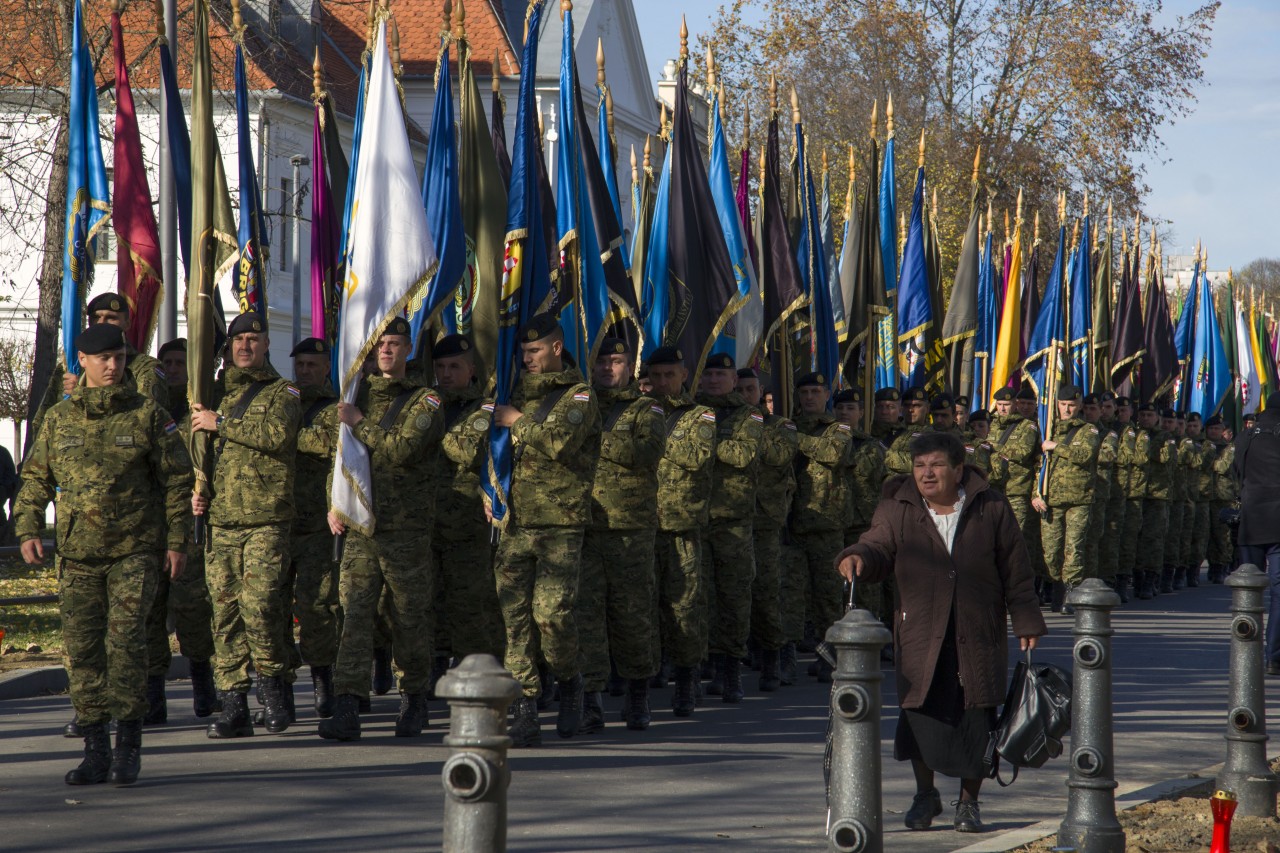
[454,0,466,42]
[607,88,616,139]
[932,187,938,217]
[391,17,403,78]
[886,94,895,139]
[986,199,993,234]
[822,147,828,177]
[560,0,571,22]
[706,45,716,92]
[659,101,668,138]
[978,210,984,238]
[154,0,166,42]
[1033,209,1040,245]
[1057,190,1066,226]
[313,46,324,104]
[1106,198,1113,234]
[972,145,981,183]
[644,134,652,172]
[1003,209,1010,241]
[1015,188,1024,224]
[232,0,244,40]
[844,143,855,221]
[743,101,751,151]
[680,15,688,61]
[791,86,801,126]
[917,129,925,168]
[630,145,638,184]
[1071,218,1080,252]
[597,37,607,87]
[493,48,502,91]
[1083,189,1090,219]
[870,99,878,140]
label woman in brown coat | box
[836,430,1047,834]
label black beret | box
[1160,407,1177,419]
[382,317,412,339]
[1244,413,1258,424]
[954,396,970,408]
[874,387,901,402]
[1174,410,1186,421]
[930,394,954,412]
[432,334,473,359]
[1205,415,1224,427]
[158,338,187,359]
[704,352,735,370]
[598,336,630,357]
[969,409,990,423]
[1016,387,1038,401]
[795,371,827,389]
[834,388,863,405]
[290,337,330,357]
[520,312,560,343]
[637,364,649,379]
[75,322,126,354]
[1137,402,1158,413]
[1186,412,1202,423]
[86,292,127,316]
[1099,391,1116,403]
[227,312,267,338]
[736,367,758,380]
[1082,392,1101,405]
[1267,392,1280,412]
[993,387,1015,402]
[1057,384,1082,401]
[647,346,685,366]
[1115,396,1132,407]
[902,386,927,403]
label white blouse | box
[924,487,966,554]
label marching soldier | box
[192,312,302,739]
[1205,415,1236,582]
[1135,404,1176,599]
[872,387,904,446]
[16,323,191,786]
[578,337,665,732]
[319,318,444,741]
[1185,412,1213,587]
[885,387,930,477]
[953,395,970,431]
[1107,395,1140,602]
[645,346,716,716]
[1081,394,1118,590]
[834,388,886,619]
[490,314,601,746]
[158,338,190,422]
[1164,410,1192,592]
[989,387,1045,593]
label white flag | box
[1238,309,1260,415]
[331,20,438,535]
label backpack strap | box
[303,397,335,428]
[216,379,273,454]
[602,399,633,432]
[511,385,574,468]
[378,389,417,431]
[665,405,693,435]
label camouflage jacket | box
[871,420,902,448]
[695,391,763,523]
[1194,437,1216,499]
[1042,417,1101,507]
[1211,438,1237,502]
[349,375,444,532]
[958,427,993,475]
[654,393,717,532]
[1110,420,1143,499]
[293,383,339,534]
[845,429,886,532]
[1169,436,1195,501]
[31,348,171,446]
[16,384,192,559]
[510,368,601,528]
[791,412,854,534]
[753,411,798,530]
[208,365,302,528]
[1178,436,1202,501]
[1142,426,1177,500]
[884,423,928,478]
[432,383,492,541]
[988,413,1041,497]
[589,384,665,531]
[1093,422,1119,499]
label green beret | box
[953,395,969,409]
[834,388,863,405]
[874,387,901,403]
[432,334,473,359]
[795,371,826,389]
[290,337,330,357]
[993,387,1015,402]
[598,336,630,357]
[704,352,736,370]
[1016,387,1038,401]
[902,386,927,403]
[227,312,266,338]
[383,317,412,339]
[520,312,560,343]
[969,408,990,423]
[1057,384,1082,401]
[86,292,127,317]
[75,323,126,355]
[1205,414,1224,427]
[647,346,684,366]
[158,338,187,359]
[930,393,954,412]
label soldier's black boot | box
[779,643,798,686]
[1212,562,1227,584]
[649,658,670,690]
[427,655,450,700]
[625,679,652,730]
[142,675,166,726]
[1172,566,1187,589]
[189,658,218,718]
[318,694,362,741]
[311,665,335,718]
[1160,566,1175,594]
[1187,564,1200,587]
[1136,571,1154,600]
[108,719,142,786]
[556,674,583,738]
[509,696,541,747]
[1050,581,1066,613]
[64,718,82,738]
[722,656,744,703]
[207,691,254,739]
[672,667,696,717]
[395,693,428,737]
[1116,574,1132,604]
[65,722,110,785]
[579,691,605,733]
[759,649,781,692]
[372,647,394,696]
[607,660,626,697]
[707,654,726,696]
[258,676,291,734]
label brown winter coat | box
[840,466,1046,710]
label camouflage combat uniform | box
[1139,424,1177,576]
[1190,435,1216,575]
[749,410,796,654]
[841,426,885,617]
[291,384,341,672]
[15,385,191,724]
[883,423,927,478]
[1117,422,1149,580]
[1166,434,1192,572]
[1039,417,1100,586]
[791,412,854,637]
[961,427,994,476]
[578,384,665,692]
[1086,422,1119,581]
[494,369,601,698]
[1208,437,1236,569]
[31,348,170,443]
[988,410,1043,575]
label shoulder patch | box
[163,420,178,435]
[835,423,852,432]
[1089,426,1099,434]
[573,392,592,402]
[699,411,717,423]
[285,385,301,398]
[414,412,433,430]
[650,404,665,416]
[481,402,496,413]
[783,421,797,431]
[566,408,584,425]
[154,366,167,380]
[424,392,442,409]
[750,412,765,423]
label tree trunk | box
[25,111,69,453]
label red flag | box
[111,11,163,350]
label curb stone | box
[0,656,193,702]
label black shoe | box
[649,659,670,690]
[759,649,781,692]
[1172,566,1186,590]
[426,655,450,700]
[1211,563,1226,584]
[108,718,142,786]
[64,718,82,739]
[722,656,744,703]
[779,643,798,686]
[394,693,427,737]
[65,722,110,785]
[1116,574,1132,604]
[318,694,362,741]
[142,675,167,726]
[953,799,984,833]
[372,647,394,695]
[904,787,942,830]
[207,691,254,739]
[707,654,726,696]
[1136,571,1154,600]
[815,656,834,684]
[579,691,605,734]
[536,663,555,711]
[624,679,651,730]
[509,696,541,747]
[672,667,696,717]
[555,674,583,738]
[1160,567,1175,594]
[189,658,218,718]
[311,665,335,718]
[1266,662,1280,677]
[282,680,297,723]
[257,676,291,734]
[798,622,818,653]
[607,662,627,697]
[358,696,372,713]
[1050,581,1066,613]
[1187,566,1200,587]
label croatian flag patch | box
[750,412,764,423]
[425,393,442,409]
[573,392,591,402]
[700,411,717,423]
[285,385,301,398]
[650,404,665,416]
[163,420,178,435]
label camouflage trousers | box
[207,524,292,692]
[1099,490,1126,581]
[1138,500,1170,573]
[790,529,846,640]
[748,524,785,651]
[433,524,503,659]
[145,547,215,677]
[578,528,657,691]
[1189,501,1211,571]
[1041,504,1092,585]
[1166,500,1186,568]
[1175,500,1194,567]
[494,525,583,697]
[702,521,756,660]
[653,529,703,669]
[292,529,340,667]
[780,542,807,643]
[1208,501,1233,565]
[1117,498,1144,576]
[333,529,435,698]
[1085,498,1108,581]
[844,527,884,624]
[1006,495,1045,578]
[60,553,159,724]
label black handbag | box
[984,650,1072,786]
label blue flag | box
[1172,257,1200,409]
[896,167,934,389]
[62,0,111,375]
[411,42,467,349]
[707,90,757,358]
[640,145,673,362]
[1188,268,1230,419]
[795,123,838,387]
[1067,215,1092,389]
[159,43,192,278]
[1025,224,1068,431]
[879,135,898,296]
[973,228,998,411]
[597,88,627,270]
[233,44,268,317]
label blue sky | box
[633,0,1279,270]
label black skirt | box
[893,610,997,779]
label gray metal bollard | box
[1057,578,1125,853]
[825,608,893,853]
[437,654,522,853]
[1217,563,1279,816]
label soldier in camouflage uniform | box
[192,312,302,739]
[577,337,664,732]
[833,388,885,633]
[790,372,854,682]
[872,387,904,446]
[1135,404,1176,599]
[884,387,930,477]
[738,368,795,693]
[695,352,762,703]
[1103,394,1138,601]
[1184,413,1213,588]
[1081,394,1119,587]
[989,387,1045,591]
[1032,384,1100,612]
[319,318,444,741]
[491,314,601,746]
[1163,411,1192,593]
[158,338,190,422]
[645,346,716,716]
[1205,415,1236,581]
[428,335,502,675]
[16,324,191,787]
